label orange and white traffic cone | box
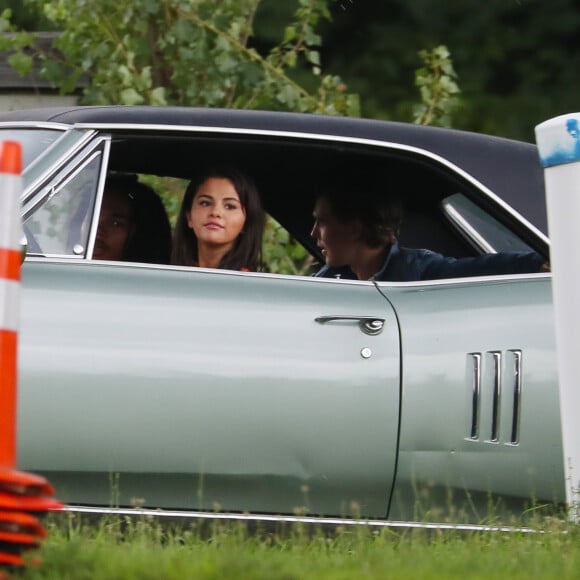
[0,141,62,576]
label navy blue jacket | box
[314,242,546,282]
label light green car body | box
[0,105,563,524]
[18,262,561,521]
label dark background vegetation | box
[255,0,580,142]
[4,0,580,142]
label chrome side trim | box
[86,138,112,259]
[467,349,525,445]
[22,256,549,288]
[509,350,522,445]
[63,505,543,534]
[468,353,482,439]
[490,351,502,442]
[0,121,72,130]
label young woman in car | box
[171,166,265,271]
[94,173,172,264]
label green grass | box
[14,512,580,579]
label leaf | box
[283,25,297,44]
[276,83,299,107]
[307,50,321,66]
[119,88,145,105]
[283,50,297,67]
[149,86,167,106]
[7,52,33,76]
[304,28,321,46]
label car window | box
[0,128,63,169]
[19,128,542,276]
[133,174,314,274]
[23,153,101,257]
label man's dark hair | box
[316,171,403,248]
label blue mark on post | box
[537,115,580,168]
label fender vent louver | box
[467,350,522,445]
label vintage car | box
[0,106,561,526]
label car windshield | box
[0,128,64,169]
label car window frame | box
[22,135,111,259]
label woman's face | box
[186,177,246,251]
[310,197,359,267]
[94,189,134,260]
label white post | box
[535,113,580,520]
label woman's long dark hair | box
[105,174,172,264]
[172,166,265,271]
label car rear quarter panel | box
[377,275,563,522]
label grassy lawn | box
[13,512,579,579]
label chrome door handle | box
[314,315,385,336]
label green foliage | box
[413,45,460,128]
[0,9,35,50]
[138,175,187,229]
[263,217,315,275]
[9,0,580,141]
[319,0,580,141]
[11,0,358,116]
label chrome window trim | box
[22,255,552,287]
[85,138,112,259]
[441,200,497,254]
[25,253,86,261]
[0,121,73,130]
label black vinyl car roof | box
[0,106,548,234]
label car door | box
[18,262,401,518]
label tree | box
[319,0,580,142]
[2,0,359,115]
